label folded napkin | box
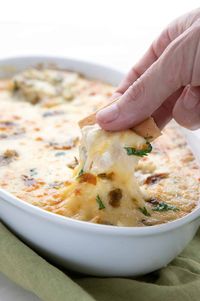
[1,222,200,301]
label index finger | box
[115,27,174,96]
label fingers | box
[173,85,200,130]
[152,88,183,129]
[115,28,173,96]
[97,24,200,131]
[97,44,182,131]
[116,8,200,96]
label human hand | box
[97,8,200,131]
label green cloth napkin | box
[1,222,200,301]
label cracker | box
[79,101,161,140]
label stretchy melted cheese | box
[79,124,146,208]
[0,68,199,226]
[61,124,149,225]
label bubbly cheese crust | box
[0,68,199,227]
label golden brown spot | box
[12,115,21,120]
[0,79,14,91]
[145,173,169,185]
[25,185,40,192]
[181,154,194,163]
[4,149,19,158]
[37,180,45,185]
[78,173,97,185]
[74,188,82,195]
[35,137,43,141]
[97,172,114,180]
[52,193,61,199]
[108,188,122,208]
[64,181,71,186]
[0,149,19,167]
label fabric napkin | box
[1,221,200,301]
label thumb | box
[96,25,198,131]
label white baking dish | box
[0,56,199,277]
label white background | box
[0,0,199,300]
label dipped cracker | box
[79,101,161,140]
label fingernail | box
[97,103,120,123]
[183,89,199,110]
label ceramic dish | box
[0,56,200,277]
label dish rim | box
[1,189,200,237]
[0,55,199,236]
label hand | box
[97,8,200,131]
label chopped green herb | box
[124,142,152,157]
[96,195,105,210]
[139,206,151,216]
[152,202,179,212]
[78,168,84,177]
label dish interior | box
[0,66,199,227]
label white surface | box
[0,0,200,300]
[0,0,199,71]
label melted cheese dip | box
[0,68,199,226]
[62,124,148,226]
